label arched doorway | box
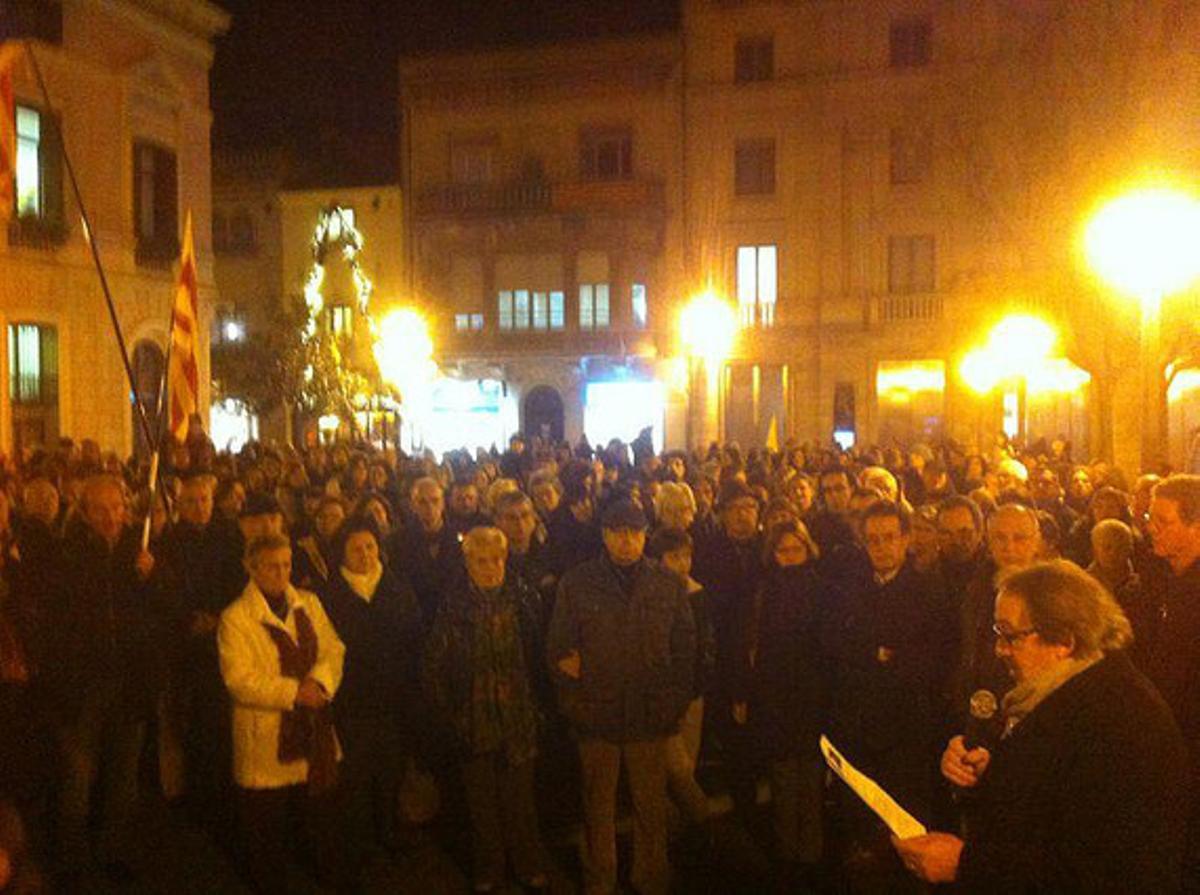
[131,340,165,458]
[524,385,564,444]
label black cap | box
[240,492,282,518]
[601,498,648,531]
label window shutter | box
[40,112,64,226]
[155,147,178,245]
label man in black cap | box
[548,499,695,895]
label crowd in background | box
[0,425,1196,894]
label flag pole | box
[140,211,190,551]
[21,39,157,451]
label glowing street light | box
[374,307,435,392]
[679,289,737,364]
[679,289,737,449]
[1084,185,1200,470]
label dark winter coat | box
[958,653,1187,893]
[824,561,945,817]
[736,564,828,762]
[548,556,695,743]
[320,566,423,724]
[44,525,168,722]
[389,520,463,624]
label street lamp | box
[679,289,737,449]
[959,315,1067,441]
[1084,186,1200,470]
[373,308,436,448]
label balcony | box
[439,324,662,359]
[7,214,67,250]
[551,179,664,214]
[876,293,943,323]
[415,182,551,217]
[415,178,664,219]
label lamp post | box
[1084,187,1200,471]
[679,290,736,450]
[373,308,436,451]
[960,315,1061,443]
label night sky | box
[210,0,678,181]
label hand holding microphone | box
[943,690,999,789]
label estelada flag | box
[0,42,25,213]
[168,212,200,443]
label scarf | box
[467,585,538,764]
[261,606,338,794]
[340,562,383,603]
[1001,652,1101,736]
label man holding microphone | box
[893,561,1187,892]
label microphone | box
[963,689,1000,751]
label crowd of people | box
[0,428,1197,894]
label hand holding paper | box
[820,735,927,840]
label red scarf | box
[261,607,337,794]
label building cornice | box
[77,0,230,65]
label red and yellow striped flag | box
[0,42,24,214]
[168,212,200,443]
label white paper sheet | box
[820,735,927,840]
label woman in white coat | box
[218,532,345,894]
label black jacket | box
[44,526,168,721]
[320,566,423,723]
[958,653,1187,893]
[738,564,829,761]
[548,557,695,742]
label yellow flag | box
[765,414,779,451]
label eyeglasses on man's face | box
[992,623,1038,646]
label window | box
[532,292,548,330]
[328,305,353,337]
[229,209,256,251]
[736,245,777,327]
[734,36,774,83]
[498,291,514,330]
[735,139,775,196]
[7,323,57,405]
[888,235,936,293]
[471,313,484,331]
[455,314,470,332]
[579,283,611,330]
[2,1,63,43]
[890,127,932,185]
[7,322,59,453]
[550,292,565,330]
[890,16,932,67]
[11,104,63,234]
[451,137,496,185]
[133,140,178,263]
[631,283,647,329]
[580,128,633,182]
[513,290,530,329]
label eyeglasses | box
[992,623,1038,646]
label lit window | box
[549,292,565,330]
[631,283,647,329]
[498,291,513,330]
[455,313,470,332]
[329,305,353,336]
[15,106,40,216]
[7,323,57,405]
[532,292,549,330]
[470,313,484,330]
[580,283,611,330]
[513,290,530,330]
[888,235,936,293]
[736,245,777,328]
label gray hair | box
[462,526,508,558]
[998,560,1132,655]
[655,482,696,517]
[244,532,291,565]
[1090,518,1133,560]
